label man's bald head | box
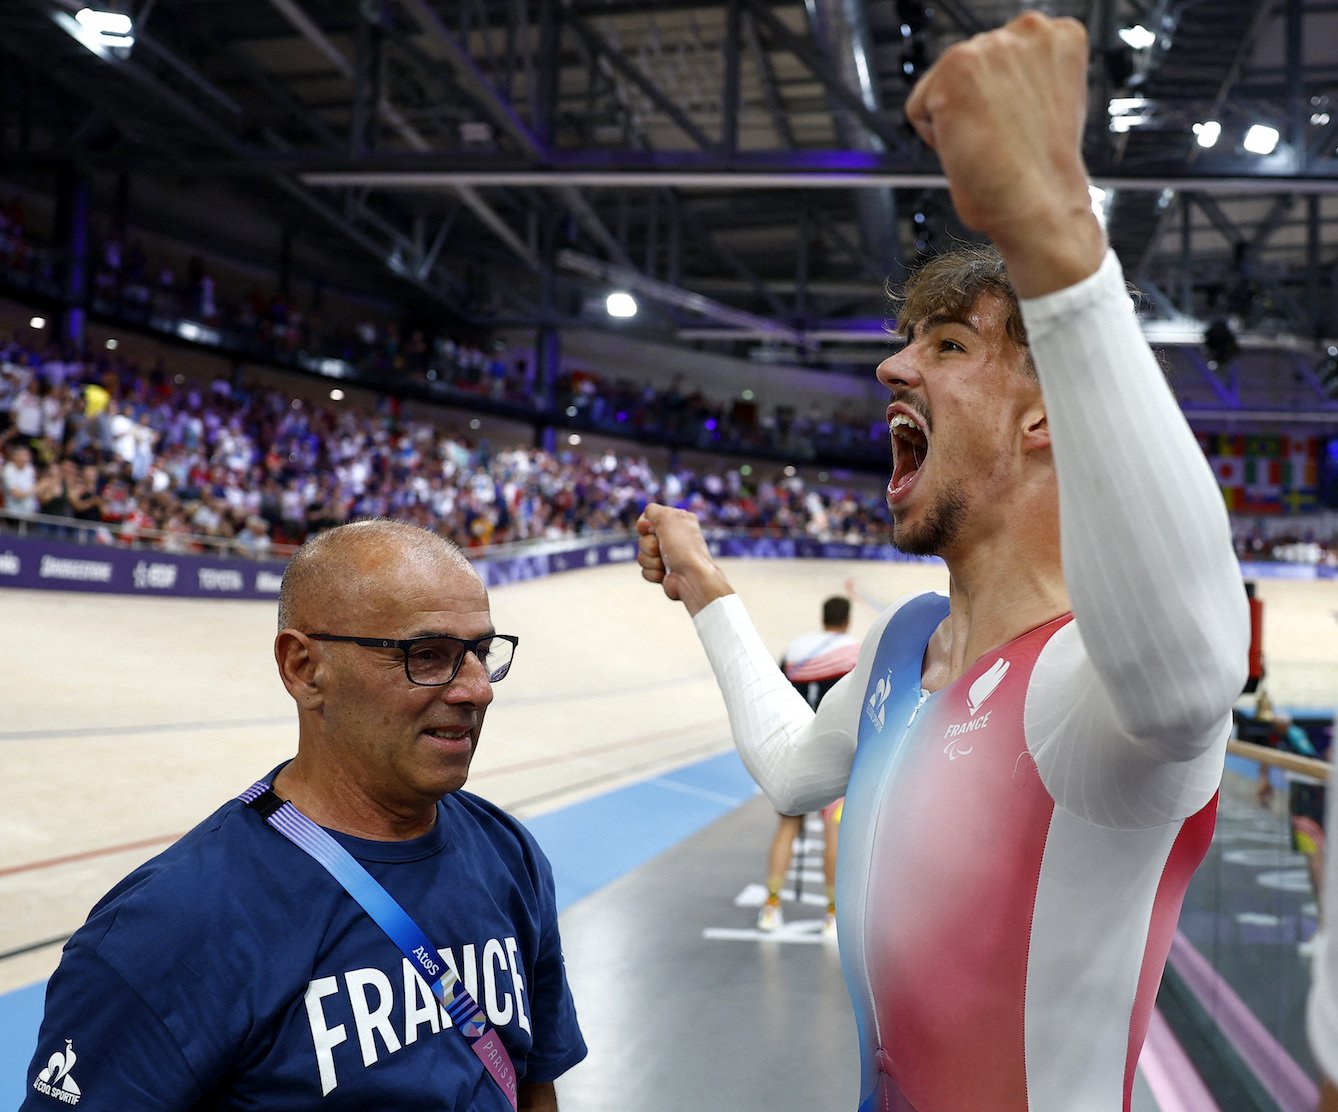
[278,519,476,632]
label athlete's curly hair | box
[889,244,1033,375]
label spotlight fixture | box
[896,0,933,34]
[75,8,132,37]
[605,291,637,318]
[1203,319,1240,370]
[59,7,134,58]
[901,39,929,81]
[1243,124,1280,156]
[1192,121,1221,149]
[1108,96,1151,134]
[1118,25,1156,50]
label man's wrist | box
[679,570,733,617]
[991,205,1107,299]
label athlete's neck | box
[922,533,1068,693]
[272,758,438,841]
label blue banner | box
[1,532,1315,599]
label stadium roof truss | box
[2,0,1338,419]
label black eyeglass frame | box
[306,632,519,686]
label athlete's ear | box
[1020,406,1051,455]
[275,630,324,710]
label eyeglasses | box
[307,632,518,686]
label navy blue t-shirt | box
[22,781,586,1110]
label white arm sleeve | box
[692,253,1247,826]
[1021,251,1249,824]
[692,592,911,814]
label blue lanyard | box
[239,781,518,1109]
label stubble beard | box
[890,479,969,557]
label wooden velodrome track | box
[0,556,944,992]
[2,552,1336,1099]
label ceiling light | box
[329,388,344,401]
[901,40,929,81]
[568,433,582,446]
[29,316,46,329]
[67,8,134,54]
[605,291,637,318]
[1108,97,1148,116]
[1109,116,1148,134]
[1107,96,1151,133]
[76,8,132,34]
[896,0,932,34]
[1243,124,1280,155]
[1118,25,1156,50]
[1192,120,1221,149]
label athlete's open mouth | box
[889,410,929,494]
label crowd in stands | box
[0,194,888,464]
[0,195,502,398]
[552,367,886,462]
[1235,522,1338,567]
[5,329,1336,568]
[0,333,890,560]
[5,196,1337,564]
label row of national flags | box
[1196,432,1320,514]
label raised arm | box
[1025,255,1247,752]
[906,13,1246,757]
[636,504,865,811]
[904,13,1103,297]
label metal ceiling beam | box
[1193,194,1245,246]
[398,0,550,161]
[396,0,629,268]
[1248,195,1296,253]
[558,248,805,345]
[740,0,910,157]
[27,0,478,311]
[677,203,787,320]
[807,0,898,276]
[742,7,795,150]
[266,0,541,273]
[398,0,641,272]
[300,168,1338,195]
[560,5,716,152]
